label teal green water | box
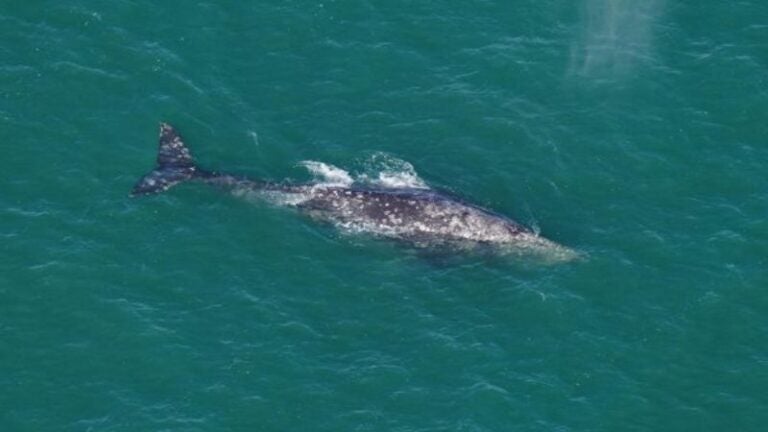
[2,1,767,430]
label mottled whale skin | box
[133,123,578,261]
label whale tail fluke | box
[131,123,202,196]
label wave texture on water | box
[1,0,767,431]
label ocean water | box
[2,1,766,431]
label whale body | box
[132,123,578,262]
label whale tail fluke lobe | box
[131,123,201,196]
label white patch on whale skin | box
[498,232,582,263]
[231,186,312,207]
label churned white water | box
[300,153,430,190]
[298,161,355,186]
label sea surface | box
[2,1,767,431]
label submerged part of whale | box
[133,123,579,262]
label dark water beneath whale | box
[2,1,766,431]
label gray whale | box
[133,123,578,262]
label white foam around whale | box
[361,152,430,189]
[300,153,430,190]
[299,161,354,186]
